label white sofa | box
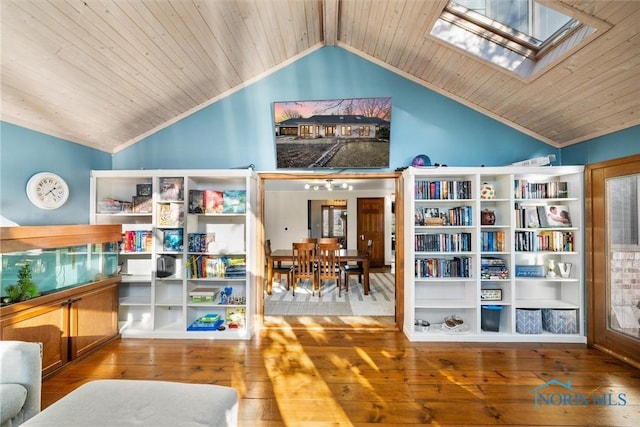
[22,379,239,427]
[0,341,42,427]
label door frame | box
[586,154,640,369]
[259,171,403,330]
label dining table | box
[266,248,370,296]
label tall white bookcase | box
[90,169,258,339]
[403,166,585,343]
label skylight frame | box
[442,1,583,60]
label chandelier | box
[304,179,353,191]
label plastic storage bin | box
[481,305,502,332]
[516,308,543,334]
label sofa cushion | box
[0,383,28,424]
[22,379,239,427]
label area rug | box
[264,272,395,316]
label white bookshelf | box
[90,169,257,339]
[403,166,585,343]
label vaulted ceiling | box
[1,0,639,154]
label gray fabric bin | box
[542,309,578,334]
[516,308,543,334]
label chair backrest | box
[317,242,341,278]
[292,242,316,277]
[300,237,318,244]
[318,237,338,244]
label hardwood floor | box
[42,327,640,426]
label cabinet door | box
[70,283,118,359]
[1,302,69,376]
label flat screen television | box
[273,97,392,169]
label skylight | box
[431,0,597,78]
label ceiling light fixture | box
[304,179,353,191]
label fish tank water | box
[1,242,119,303]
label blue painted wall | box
[0,122,111,225]
[113,47,556,170]
[1,46,638,226]
[561,125,640,165]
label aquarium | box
[1,242,119,304]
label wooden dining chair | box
[318,237,338,245]
[291,242,317,296]
[265,239,292,289]
[342,239,372,291]
[317,241,342,297]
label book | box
[159,177,184,201]
[188,190,205,213]
[136,183,152,197]
[162,229,183,252]
[157,202,184,227]
[132,196,152,213]
[223,190,246,213]
[204,190,224,214]
[537,205,572,227]
[226,306,246,329]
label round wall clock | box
[26,172,70,210]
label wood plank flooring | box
[42,326,640,426]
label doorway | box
[321,204,347,248]
[356,197,385,267]
[587,154,640,368]
[260,172,402,327]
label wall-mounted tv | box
[273,97,392,169]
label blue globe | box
[412,154,431,167]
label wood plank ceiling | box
[1,0,639,154]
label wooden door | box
[71,283,118,359]
[356,197,385,267]
[587,154,640,367]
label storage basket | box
[516,308,543,334]
[481,305,502,332]
[542,309,578,334]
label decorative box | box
[516,308,543,334]
[189,287,220,303]
[515,265,545,278]
[542,309,577,334]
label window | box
[608,175,639,246]
[431,1,601,78]
[341,126,351,136]
[300,125,312,137]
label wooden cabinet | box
[1,279,119,376]
[1,225,121,376]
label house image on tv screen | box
[273,97,392,169]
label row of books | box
[514,230,575,252]
[188,233,215,253]
[121,230,152,253]
[415,206,473,226]
[415,180,473,200]
[480,231,506,252]
[414,232,472,253]
[188,189,246,214]
[414,256,473,278]
[480,257,509,280]
[186,255,246,279]
[515,204,573,228]
[514,180,568,200]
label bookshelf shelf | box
[403,166,585,343]
[91,169,257,340]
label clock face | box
[26,172,69,209]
